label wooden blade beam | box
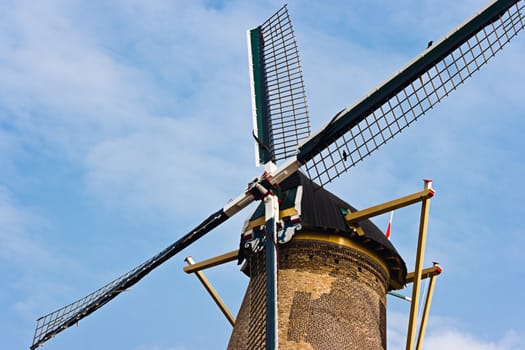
[263,185,280,350]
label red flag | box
[385,211,394,240]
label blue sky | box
[1,0,524,349]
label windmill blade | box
[248,4,310,166]
[298,0,525,186]
[31,192,254,350]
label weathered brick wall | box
[227,251,267,349]
[227,234,389,350]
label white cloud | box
[0,187,80,322]
[0,186,52,263]
[0,0,261,222]
[424,329,524,350]
[388,312,524,350]
[84,117,251,220]
[0,0,155,159]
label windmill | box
[30,1,525,349]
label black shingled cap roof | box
[249,171,407,290]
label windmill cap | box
[242,171,407,290]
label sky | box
[1,0,524,349]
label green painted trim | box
[248,27,272,164]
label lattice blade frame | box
[298,0,525,186]
[31,209,230,349]
[248,5,310,166]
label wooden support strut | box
[405,265,442,284]
[416,262,441,350]
[183,250,238,274]
[341,180,437,350]
[405,179,433,350]
[389,264,442,302]
[344,187,434,224]
[184,256,236,327]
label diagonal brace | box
[184,256,236,326]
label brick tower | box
[227,172,406,349]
